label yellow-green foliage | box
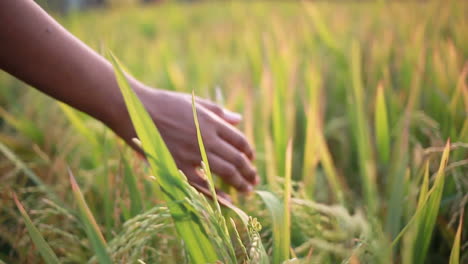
[1,1,466,263]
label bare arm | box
[0,0,126,127]
[0,0,258,194]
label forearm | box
[0,0,133,128]
[0,0,259,193]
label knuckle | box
[233,154,246,168]
[238,181,251,192]
[212,104,223,115]
[220,164,242,187]
[247,168,257,181]
[224,164,236,176]
[244,165,255,177]
[240,138,250,152]
[231,174,245,189]
[181,150,200,165]
[235,134,247,149]
[200,114,214,126]
[244,144,254,159]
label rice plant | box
[1,1,466,263]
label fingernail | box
[246,185,253,192]
[224,110,242,123]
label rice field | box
[0,1,467,263]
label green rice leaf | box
[282,139,293,261]
[0,106,43,144]
[122,156,144,217]
[303,3,343,60]
[391,141,451,251]
[13,194,60,264]
[349,40,378,213]
[58,103,99,148]
[416,162,430,210]
[303,65,344,203]
[449,210,463,264]
[191,91,220,212]
[256,190,284,264]
[69,169,112,264]
[0,142,62,206]
[374,83,390,164]
[302,66,320,198]
[412,140,450,263]
[108,52,218,263]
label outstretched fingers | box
[212,140,258,185]
[181,167,232,204]
[217,122,254,160]
[197,98,242,125]
[207,153,254,193]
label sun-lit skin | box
[0,0,259,195]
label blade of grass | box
[282,139,293,261]
[255,140,293,264]
[0,141,47,188]
[303,3,343,60]
[391,147,444,249]
[412,140,450,263]
[13,194,60,264]
[122,155,144,217]
[191,91,220,212]
[60,103,115,233]
[0,106,43,144]
[264,132,277,188]
[108,52,218,263]
[402,162,430,264]
[449,63,467,116]
[191,91,238,261]
[58,103,99,148]
[302,66,320,198]
[0,142,62,206]
[349,40,378,213]
[314,108,345,204]
[374,82,390,164]
[387,46,425,241]
[417,162,430,209]
[69,169,112,264]
[449,209,463,264]
[256,190,284,264]
[391,140,451,260]
[303,65,344,203]
[272,64,287,177]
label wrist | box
[105,75,163,145]
[105,75,142,138]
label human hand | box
[112,85,259,196]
